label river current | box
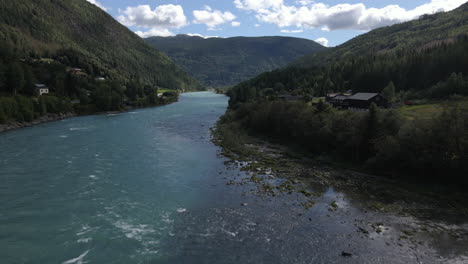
[1,92,467,263]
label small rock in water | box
[241,203,248,206]
[341,251,353,257]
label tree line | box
[228,36,468,107]
[220,100,468,183]
[0,42,179,124]
[221,37,468,184]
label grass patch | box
[158,89,177,94]
[399,103,444,120]
[399,98,468,120]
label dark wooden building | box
[345,93,388,110]
[329,95,349,108]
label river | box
[0,92,467,263]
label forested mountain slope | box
[229,3,468,105]
[145,35,326,87]
[0,0,202,123]
[294,2,468,68]
[0,0,200,90]
[219,3,468,182]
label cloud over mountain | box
[193,6,236,30]
[234,0,467,31]
[118,4,187,37]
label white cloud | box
[193,6,237,30]
[296,0,314,6]
[315,37,329,47]
[281,29,304,33]
[234,0,467,31]
[232,21,241,27]
[118,4,188,38]
[135,28,175,38]
[118,5,187,29]
[234,0,283,12]
[186,33,220,39]
[86,0,107,11]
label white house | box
[35,84,49,96]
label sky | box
[87,0,467,47]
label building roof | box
[347,93,380,101]
[34,84,47,88]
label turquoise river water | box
[1,92,467,263]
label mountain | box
[0,0,200,91]
[294,1,468,67]
[145,35,326,87]
[228,3,468,106]
[220,3,468,182]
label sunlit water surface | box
[1,92,466,264]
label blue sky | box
[88,0,467,46]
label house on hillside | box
[346,93,388,110]
[69,68,87,76]
[328,94,350,108]
[326,93,340,101]
[35,84,49,96]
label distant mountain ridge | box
[145,35,326,87]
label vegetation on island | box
[145,35,326,87]
[0,0,201,124]
[219,3,468,184]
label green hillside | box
[294,2,468,67]
[229,3,468,105]
[0,0,202,123]
[0,0,200,91]
[220,3,468,183]
[145,35,326,87]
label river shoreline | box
[212,122,468,261]
[0,99,180,134]
[0,113,77,133]
[212,120,468,220]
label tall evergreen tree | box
[6,62,25,95]
[22,65,36,96]
[382,81,396,103]
[0,63,6,93]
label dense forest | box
[146,35,325,87]
[218,99,468,183]
[220,3,468,183]
[0,0,201,124]
[229,36,468,106]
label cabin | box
[35,84,49,96]
[345,93,388,110]
[326,93,340,101]
[328,95,349,108]
[70,68,86,76]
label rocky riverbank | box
[0,113,76,133]
[212,121,468,262]
[212,121,468,220]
